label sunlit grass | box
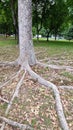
[0,38,17,46]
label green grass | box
[60,72,73,80]
[0,38,73,58]
[0,103,8,111]
[0,37,73,46]
[33,39,73,59]
[34,39,73,47]
[0,39,17,46]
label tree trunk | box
[36,28,39,41]
[10,0,19,43]
[55,35,57,40]
[55,31,57,40]
[47,32,49,42]
[18,0,36,66]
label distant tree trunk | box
[36,27,39,41]
[54,31,57,40]
[18,0,36,66]
[10,0,18,42]
[55,35,56,40]
[46,29,51,42]
[46,32,49,42]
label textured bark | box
[18,0,36,66]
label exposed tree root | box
[40,58,73,63]
[47,59,73,64]
[37,61,73,72]
[0,96,9,103]
[5,70,26,115]
[0,60,72,130]
[0,116,33,130]
[35,51,46,55]
[59,86,73,90]
[39,57,49,62]
[0,68,22,90]
[22,61,69,130]
[0,60,18,67]
[0,69,26,130]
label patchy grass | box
[0,38,17,46]
[0,39,73,130]
[60,72,73,81]
[34,40,73,60]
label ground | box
[0,38,73,130]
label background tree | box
[32,0,51,40]
[0,0,14,36]
[65,26,73,40]
[48,0,68,40]
[0,0,18,39]
[10,0,18,39]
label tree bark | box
[18,0,36,66]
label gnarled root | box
[0,60,71,130]
[23,62,69,130]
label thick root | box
[0,116,33,130]
[0,60,18,67]
[23,62,69,130]
[0,60,71,130]
[40,58,73,63]
[59,85,73,90]
[37,61,73,72]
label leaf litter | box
[0,44,73,130]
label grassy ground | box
[0,38,73,130]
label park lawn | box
[34,39,73,62]
[0,39,17,46]
[0,38,73,57]
[0,38,73,130]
